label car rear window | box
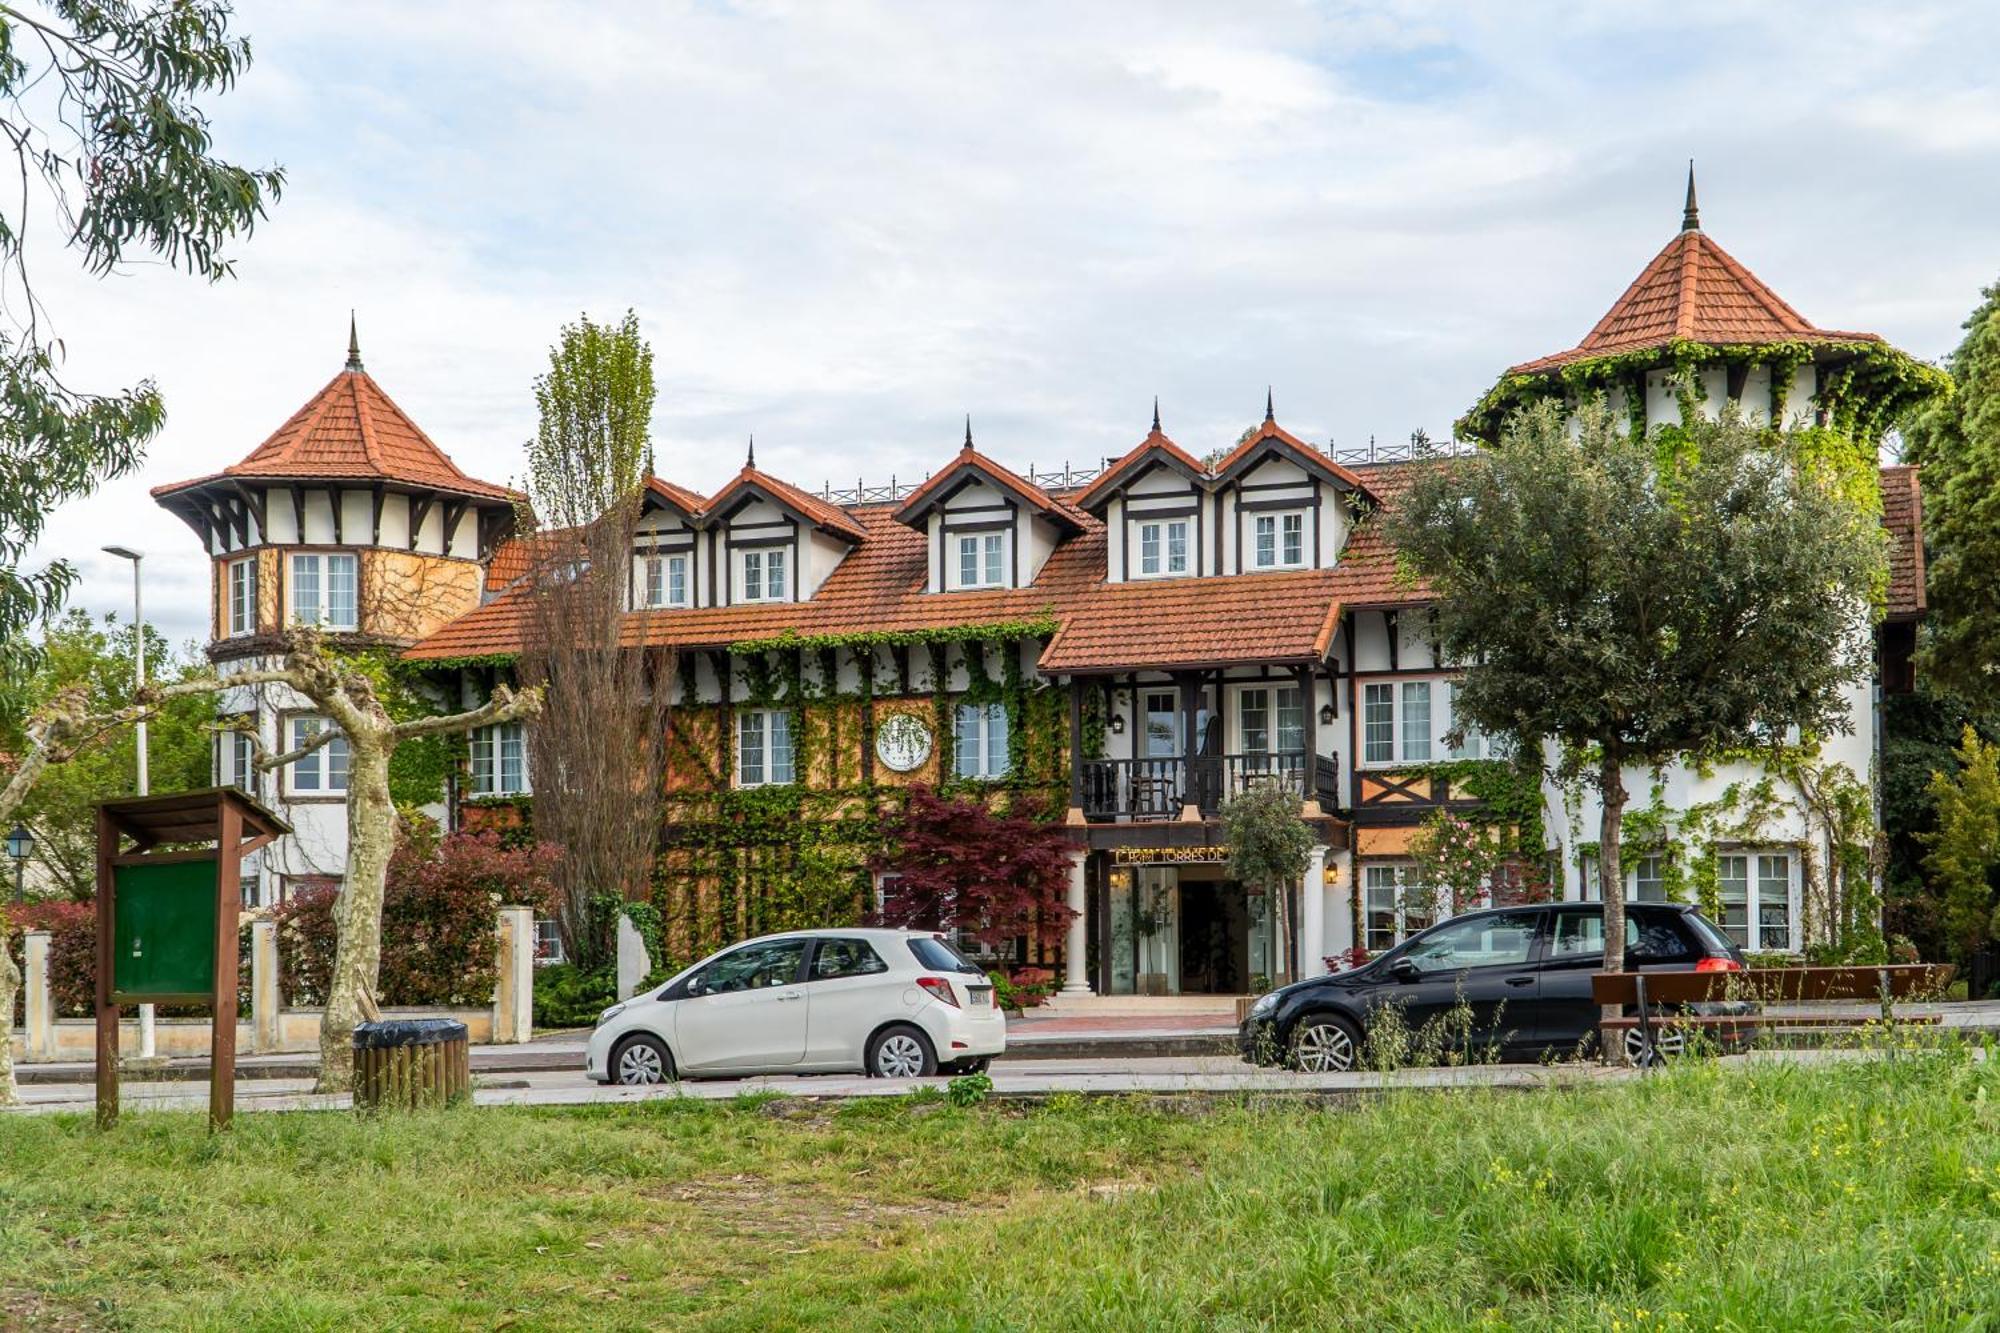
[906,936,985,975]
[1679,909,1738,957]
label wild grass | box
[2,1044,1997,1330]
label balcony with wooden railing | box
[1080,751,1340,822]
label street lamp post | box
[102,545,154,1059]
[5,824,31,903]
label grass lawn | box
[3,1051,1999,1330]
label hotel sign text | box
[1111,845,1230,865]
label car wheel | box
[611,1033,675,1086]
[867,1024,937,1078]
[945,1057,991,1075]
[1622,1018,1688,1068]
[1288,1013,1362,1073]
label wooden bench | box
[1590,964,1955,1064]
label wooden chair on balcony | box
[1129,773,1177,822]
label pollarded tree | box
[1902,279,2000,709]
[1391,402,1885,977]
[0,3,282,716]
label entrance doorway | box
[1102,859,1286,995]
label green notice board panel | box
[112,856,219,1003]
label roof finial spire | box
[1151,396,1161,433]
[1265,386,1275,423]
[345,311,363,372]
[964,414,973,450]
[746,434,755,470]
[1681,159,1700,231]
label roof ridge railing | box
[813,433,1466,507]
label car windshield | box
[906,936,984,975]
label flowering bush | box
[1407,811,1553,916]
[277,825,559,1008]
[989,965,1056,1013]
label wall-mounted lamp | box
[1107,713,1125,736]
[1318,704,1336,726]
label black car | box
[1240,901,1750,1071]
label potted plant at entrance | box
[1220,783,1315,1022]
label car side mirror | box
[1388,957,1421,983]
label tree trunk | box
[1598,744,1629,1053]
[316,732,395,1094]
[0,939,19,1108]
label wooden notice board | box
[111,856,220,1004]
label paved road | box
[7,1053,1640,1116]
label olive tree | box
[1391,402,1884,978]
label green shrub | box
[532,963,619,1029]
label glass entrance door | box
[1106,864,1180,995]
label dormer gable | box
[1083,413,1213,584]
[630,475,708,610]
[1210,407,1373,577]
[702,451,865,607]
[893,433,1081,593]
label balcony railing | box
[1081,751,1339,822]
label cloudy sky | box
[27,0,2000,644]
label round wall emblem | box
[874,713,934,773]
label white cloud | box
[22,0,2000,645]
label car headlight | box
[1249,992,1278,1018]
[596,1002,628,1027]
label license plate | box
[967,985,994,1007]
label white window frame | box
[1234,685,1304,758]
[635,551,689,609]
[739,548,788,603]
[1362,862,1443,952]
[1251,511,1308,570]
[954,701,1011,779]
[284,715,349,796]
[1134,518,1190,579]
[736,708,795,787]
[289,552,358,630]
[227,556,257,637]
[1358,674,1486,768]
[952,531,1008,590]
[222,728,257,795]
[1717,849,1797,952]
[469,721,530,797]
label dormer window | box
[740,549,787,602]
[956,533,1006,589]
[1252,512,1305,570]
[1136,519,1190,578]
[636,552,688,609]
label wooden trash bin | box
[352,1018,471,1111]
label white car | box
[585,928,1008,1084]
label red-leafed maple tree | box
[869,787,1075,948]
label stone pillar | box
[251,919,280,1054]
[1058,848,1093,996]
[1301,845,1329,978]
[616,914,652,1001]
[23,930,52,1062]
[493,905,535,1044]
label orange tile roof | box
[645,475,708,517]
[1213,416,1371,492]
[151,366,516,502]
[404,458,1927,668]
[1880,464,1925,620]
[893,444,1085,530]
[1509,226,1881,375]
[1072,427,1211,512]
[705,464,868,541]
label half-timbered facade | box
[157,184,1938,989]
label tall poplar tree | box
[519,311,671,967]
